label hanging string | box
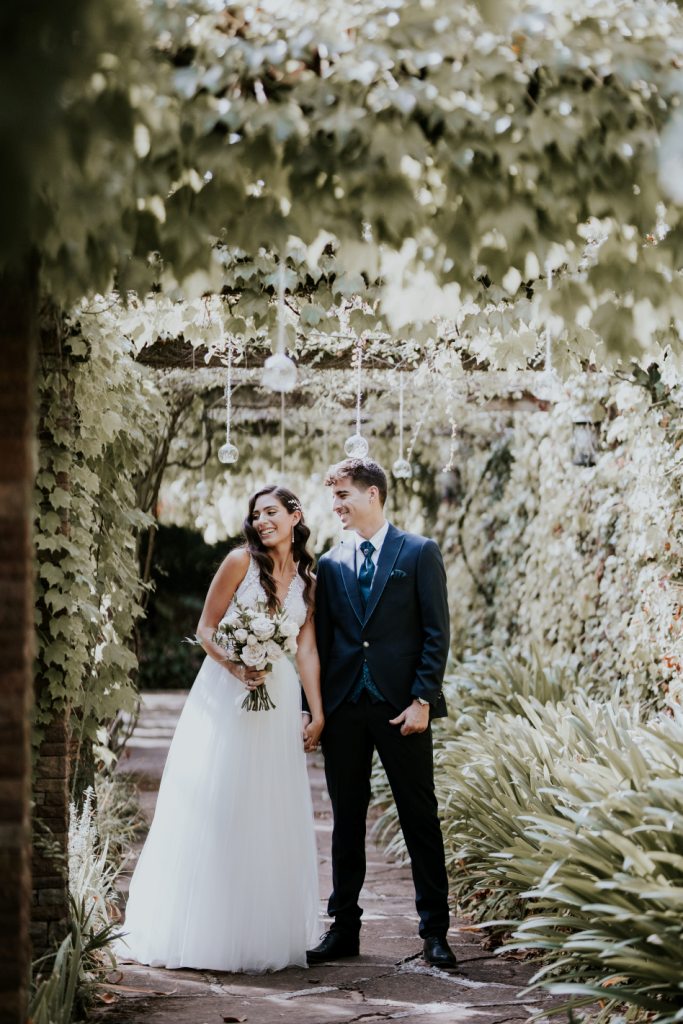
[443,418,460,473]
[406,359,435,463]
[545,257,553,377]
[343,337,369,457]
[392,370,412,479]
[225,334,233,445]
[277,261,286,354]
[398,372,405,461]
[261,257,298,392]
[280,391,286,476]
[355,338,363,436]
[406,392,432,462]
[218,320,239,463]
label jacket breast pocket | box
[388,569,411,582]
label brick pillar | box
[30,715,70,958]
[31,317,73,962]
[0,267,36,1024]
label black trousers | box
[321,691,450,938]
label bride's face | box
[251,495,299,548]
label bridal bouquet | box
[214,599,300,711]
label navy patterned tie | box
[348,538,385,704]
[358,540,375,609]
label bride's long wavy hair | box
[242,485,315,612]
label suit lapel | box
[363,524,405,624]
[338,540,364,625]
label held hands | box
[389,699,430,736]
[301,712,324,753]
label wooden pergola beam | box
[133,335,421,372]
[134,337,493,373]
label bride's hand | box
[230,663,267,689]
[303,716,324,753]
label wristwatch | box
[416,697,429,706]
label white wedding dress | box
[116,557,319,972]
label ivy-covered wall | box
[438,370,683,706]
[0,268,36,1023]
[34,318,166,754]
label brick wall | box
[30,714,70,958]
[30,318,74,962]
[0,269,36,1024]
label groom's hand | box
[389,700,430,736]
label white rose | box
[265,639,283,661]
[233,628,248,643]
[223,610,240,628]
[279,620,300,638]
[240,644,267,668]
[251,616,276,641]
[246,634,258,646]
[284,635,298,654]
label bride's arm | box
[196,549,262,684]
[295,614,324,749]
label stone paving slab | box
[95,693,558,1024]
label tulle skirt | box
[116,654,320,972]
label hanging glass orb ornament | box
[262,352,297,393]
[218,328,239,466]
[218,441,239,465]
[343,337,370,459]
[392,372,411,479]
[392,457,412,479]
[344,432,369,458]
[262,260,298,393]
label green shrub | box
[508,711,683,1023]
[30,896,123,1024]
[371,651,683,1022]
[30,775,138,1020]
[446,647,577,728]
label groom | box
[306,457,456,969]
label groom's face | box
[331,476,375,531]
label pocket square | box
[390,568,408,579]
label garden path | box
[97,692,555,1024]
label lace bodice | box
[224,555,308,629]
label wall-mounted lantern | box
[571,401,606,467]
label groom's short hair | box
[324,458,388,505]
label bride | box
[117,485,325,972]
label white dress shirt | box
[354,521,389,580]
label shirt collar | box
[355,520,389,554]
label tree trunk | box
[0,264,37,1024]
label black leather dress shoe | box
[306,930,360,965]
[423,935,457,970]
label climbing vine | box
[34,310,167,749]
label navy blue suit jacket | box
[314,523,449,719]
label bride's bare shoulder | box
[215,547,251,584]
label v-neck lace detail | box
[223,554,307,628]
